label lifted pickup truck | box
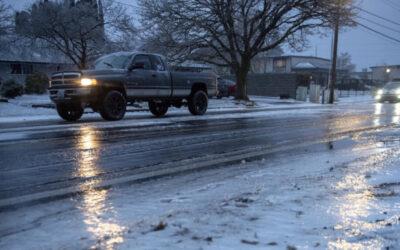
[49,52,217,121]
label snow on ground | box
[336,94,373,103]
[0,94,373,124]
[0,94,320,123]
[1,126,399,249]
[0,95,54,117]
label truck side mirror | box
[129,62,145,71]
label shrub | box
[0,79,23,99]
[25,72,49,94]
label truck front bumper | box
[49,87,98,104]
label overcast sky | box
[5,0,400,71]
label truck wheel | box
[99,90,126,121]
[149,101,168,117]
[188,90,208,115]
[56,103,84,121]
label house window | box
[10,64,22,74]
[9,63,34,75]
[273,58,286,72]
[22,64,33,74]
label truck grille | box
[50,72,81,86]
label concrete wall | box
[224,73,301,98]
[0,61,76,85]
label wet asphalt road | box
[0,99,399,209]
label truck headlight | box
[396,89,400,95]
[377,89,383,95]
[80,78,97,86]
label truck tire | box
[149,101,168,117]
[188,90,208,115]
[99,90,126,121]
[56,103,84,121]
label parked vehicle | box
[217,78,236,98]
[49,52,218,121]
[375,80,400,103]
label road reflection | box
[373,103,382,126]
[328,144,389,249]
[325,111,388,249]
[373,102,400,126]
[75,126,125,250]
[392,103,400,124]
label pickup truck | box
[49,52,217,121]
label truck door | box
[126,54,155,97]
[149,55,171,97]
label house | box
[370,65,400,84]
[0,59,76,85]
[253,55,331,86]
[0,37,76,86]
[252,55,353,87]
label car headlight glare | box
[375,95,381,100]
[396,89,400,95]
[81,78,97,86]
[377,89,383,95]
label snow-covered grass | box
[1,127,399,249]
[0,95,54,117]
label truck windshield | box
[94,54,132,70]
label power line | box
[357,16,400,35]
[382,0,400,11]
[355,6,400,26]
[356,21,400,44]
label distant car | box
[217,78,236,98]
[375,80,400,103]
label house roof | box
[370,65,400,69]
[0,59,74,65]
[293,62,316,69]
[293,61,331,70]
[266,55,331,62]
[0,34,81,65]
[0,52,73,65]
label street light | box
[386,68,391,74]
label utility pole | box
[329,4,340,104]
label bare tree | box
[337,52,355,73]
[0,0,12,48]
[141,0,354,100]
[17,0,136,69]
